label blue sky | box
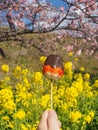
[49,0,66,7]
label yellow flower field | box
[0,57,98,130]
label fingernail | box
[49,110,57,118]
[49,110,55,114]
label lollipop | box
[43,54,64,109]
[43,54,64,80]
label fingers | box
[37,110,61,130]
[47,110,61,130]
[37,110,48,130]
[58,120,62,128]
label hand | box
[37,110,61,130]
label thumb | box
[47,110,61,130]
[37,110,48,130]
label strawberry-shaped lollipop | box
[43,54,64,80]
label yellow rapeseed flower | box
[54,95,63,107]
[75,57,78,61]
[65,87,78,107]
[57,86,64,97]
[14,109,26,120]
[7,121,15,129]
[93,80,98,88]
[13,66,22,79]
[65,87,78,99]
[64,62,73,72]
[87,91,93,97]
[31,127,36,130]
[0,88,13,102]
[23,77,30,89]
[85,115,92,124]
[39,94,50,109]
[32,120,39,130]
[27,124,31,129]
[70,111,82,123]
[63,62,73,79]
[80,67,85,72]
[60,103,68,112]
[89,111,94,118]
[71,81,83,94]
[4,76,10,81]
[22,68,29,75]
[39,56,46,63]
[16,83,24,91]
[4,99,16,112]
[2,116,9,121]
[1,64,9,73]
[20,124,28,130]
[68,52,73,56]
[32,99,37,105]
[32,71,43,85]
[14,66,21,72]
[16,92,27,106]
[84,73,90,81]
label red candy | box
[43,54,64,80]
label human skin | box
[37,110,61,130]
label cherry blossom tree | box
[0,0,98,53]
